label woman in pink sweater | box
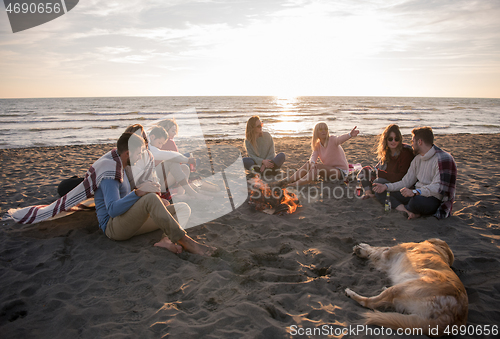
[279,122,359,186]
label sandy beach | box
[1,133,500,338]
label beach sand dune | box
[1,134,499,338]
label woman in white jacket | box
[149,126,201,198]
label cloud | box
[1,0,499,97]
[97,46,133,55]
[108,54,153,64]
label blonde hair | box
[376,124,403,165]
[158,118,178,139]
[311,122,329,151]
[245,115,261,155]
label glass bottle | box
[384,191,391,212]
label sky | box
[0,0,499,98]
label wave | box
[343,109,369,112]
[94,125,121,129]
[2,110,36,113]
[29,127,83,132]
[1,96,498,149]
[201,134,229,139]
[361,117,421,122]
[0,113,31,117]
[196,114,247,120]
[217,122,241,125]
[1,117,151,124]
[90,111,139,115]
[350,111,417,115]
[464,124,500,129]
[315,111,340,115]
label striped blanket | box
[433,146,457,219]
[9,149,123,225]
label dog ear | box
[427,238,454,266]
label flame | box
[249,177,300,215]
[281,189,300,214]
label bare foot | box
[395,204,420,220]
[178,235,216,256]
[154,237,183,254]
[407,211,421,220]
[361,192,374,200]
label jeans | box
[105,193,190,242]
[243,152,286,171]
[358,167,390,204]
[389,191,441,215]
[373,178,391,205]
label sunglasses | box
[387,137,400,142]
[255,123,263,129]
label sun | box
[274,95,299,115]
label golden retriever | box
[345,238,468,337]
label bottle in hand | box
[189,153,195,172]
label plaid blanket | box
[433,145,457,219]
[9,149,123,225]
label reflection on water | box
[274,95,299,115]
[1,96,499,148]
[270,120,302,135]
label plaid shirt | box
[433,146,457,219]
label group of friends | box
[11,114,457,257]
[243,115,456,221]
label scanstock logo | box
[3,0,79,33]
[140,109,249,230]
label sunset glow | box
[0,0,499,98]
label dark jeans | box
[357,167,390,204]
[389,192,441,215]
[243,152,286,171]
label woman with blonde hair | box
[278,123,359,186]
[244,116,285,173]
[357,124,414,202]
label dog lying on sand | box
[345,238,468,337]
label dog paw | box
[353,243,371,258]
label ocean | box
[0,96,499,149]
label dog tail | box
[365,311,443,337]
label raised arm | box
[150,146,189,163]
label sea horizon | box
[1,95,499,149]
[2,94,500,100]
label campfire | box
[248,177,300,215]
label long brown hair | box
[124,124,148,146]
[245,115,261,154]
[311,122,329,151]
[376,124,403,165]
